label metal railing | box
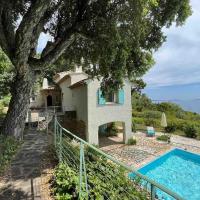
[53,116,184,200]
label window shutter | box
[118,89,124,104]
[98,89,105,105]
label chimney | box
[74,64,82,73]
[42,78,48,89]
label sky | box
[143,0,200,100]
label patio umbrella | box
[161,112,167,128]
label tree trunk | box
[2,70,34,139]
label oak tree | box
[0,0,191,138]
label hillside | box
[132,93,200,139]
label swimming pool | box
[135,148,200,200]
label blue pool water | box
[135,149,200,200]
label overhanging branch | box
[15,0,51,65]
[29,33,77,70]
[0,8,14,59]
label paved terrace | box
[100,132,200,168]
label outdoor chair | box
[146,126,155,137]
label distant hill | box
[151,99,200,114]
[143,83,200,114]
[169,99,200,114]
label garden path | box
[0,130,48,200]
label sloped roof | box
[54,70,88,85]
[69,79,89,89]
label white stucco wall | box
[30,91,45,108]
[59,78,74,111]
[72,86,88,123]
[86,79,132,145]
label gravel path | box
[0,130,48,200]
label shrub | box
[105,123,118,136]
[132,121,136,132]
[0,95,11,106]
[0,103,4,114]
[0,135,20,174]
[52,161,147,200]
[132,111,144,118]
[133,117,144,125]
[165,123,176,133]
[156,135,170,142]
[143,110,161,119]
[127,138,137,145]
[144,119,159,127]
[183,124,198,138]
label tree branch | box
[0,8,14,59]
[29,32,77,70]
[15,0,51,66]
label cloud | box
[143,0,200,87]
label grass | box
[0,135,21,175]
[127,138,137,145]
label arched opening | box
[47,95,53,107]
[98,121,125,148]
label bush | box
[127,138,137,145]
[133,117,144,125]
[0,103,4,114]
[165,123,176,133]
[105,123,118,136]
[156,135,170,142]
[132,111,144,118]
[143,110,161,119]
[0,95,11,107]
[132,121,136,132]
[144,118,159,127]
[183,124,198,138]
[52,161,147,200]
[0,135,20,174]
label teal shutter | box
[118,89,124,104]
[98,89,105,105]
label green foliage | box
[165,123,176,133]
[52,164,79,200]
[133,117,144,125]
[156,135,170,142]
[0,49,13,98]
[156,102,182,113]
[144,118,159,127]
[52,160,147,200]
[183,124,198,138]
[105,123,118,136]
[132,120,136,132]
[143,110,162,119]
[0,95,11,106]
[132,93,154,112]
[0,135,20,174]
[127,138,137,145]
[132,92,200,139]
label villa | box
[30,66,132,145]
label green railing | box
[53,116,184,200]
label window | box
[98,89,124,105]
[105,92,118,103]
